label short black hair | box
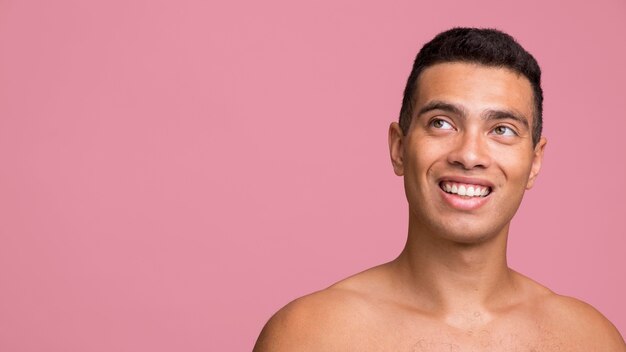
[399,27,543,146]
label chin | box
[428,219,507,245]
[441,232,495,245]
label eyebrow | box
[418,100,467,118]
[417,100,530,130]
[482,109,529,130]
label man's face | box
[389,62,546,243]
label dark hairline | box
[398,28,544,147]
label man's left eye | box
[492,126,516,136]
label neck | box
[392,217,516,319]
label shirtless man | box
[253,28,626,351]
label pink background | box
[1,0,625,350]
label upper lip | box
[438,175,495,189]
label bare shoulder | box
[253,266,387,352]
[533,289,625,351]
[252,286,368,351]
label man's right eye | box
[430,118,453,130]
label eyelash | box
[491,125,518,136]
[430,118,454,130]
[429,118,519,137]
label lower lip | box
[439,187,491,211]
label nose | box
[446,129,491,170]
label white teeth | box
[441,182,490,197]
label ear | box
[388,122,405,176]
[526,136,547,189]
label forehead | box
[414,62,535,121]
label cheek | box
[408,138,447,168]
[405,150,436,184]
[498,164,534,202]
[402,151,435,198]
[492,146,534,183]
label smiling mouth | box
[439,181,492,198]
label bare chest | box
[342,320,580,352]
